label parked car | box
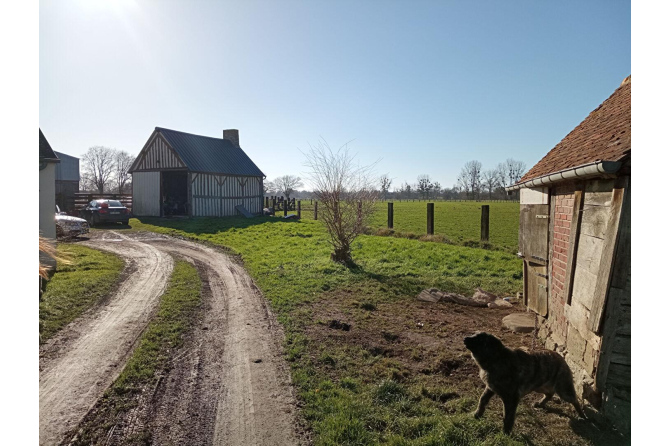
[79,199,131,226]
[55,205,90,238]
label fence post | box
[481,205,490,242]
[314,201,318,220]
[283,199,288,216]
[388,202,394,229]
[265,196,269,208]
[427,203,434,235]
[298,200,301,219]
[272,197,276,209]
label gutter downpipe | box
[505,160,622,192]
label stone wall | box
[538,180,608,403]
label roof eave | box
[505,160,623,192]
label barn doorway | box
[161,171,188,216]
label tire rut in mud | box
[43,231,304,446]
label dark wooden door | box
[519,204,550,316]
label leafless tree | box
[273,175,304,200]
[502,158,526,200]
[496,163,508,189]
[457,160,482,200]
[398,182,413,200]
[114,151,135,193]
[431,181,442,199]
[503,158,527,187]
[380,174,392,200]
[264,179,277,195]
[81,146,115,193]
[417,174,432,199]
[482,169,500,200]
[303,139,378,264]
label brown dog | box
[464,332,585,434]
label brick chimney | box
[223,129,240,147]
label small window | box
[90,201,97,207]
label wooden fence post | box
[298,200,301,219]
[265,196,269,208]
[283,199,288,216]
[388,202,394,229]
[272,197,276,209]
[481,205,490,242]
[427,203,434,235]
[314,201,318,220]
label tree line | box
[263,158,526,202]
[380,158,526,201]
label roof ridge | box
[156,127,227,142]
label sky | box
[39,0,631,190]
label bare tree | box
[502,158,526,200]
[431,181,441,199]
[81,146,115,193]
[398,182,413,200]
[503,158,527,186]
[380,174,392,200]
[114,151,135,193]
[417,174,432,199]
[264,179,277,195]
[457,160,482,200]
[303,139,378,264]
[273,175,304,200]
[482,169,500,200]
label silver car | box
[56,205,90,239]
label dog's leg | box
[474,387,495,419]
[556,380,586,419]
[534,393,554,408]
[502,394,520,435]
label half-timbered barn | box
[129,127,265,217]
[507,76,631,434]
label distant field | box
[298,200,520,252]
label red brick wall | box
[547,183,576,340]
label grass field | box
[295,201,519,253]
[126,216,619,445]
[39,244,125,343]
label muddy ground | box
[302,287,628,445]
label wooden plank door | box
[519,204,550,316]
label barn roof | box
[517,76,631,185]
[156,127,265,177]
[39,129,60,163]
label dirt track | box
[39,236,173,445]
[39,230,302,446]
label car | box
[55,205,90,238]
[79,199,131,226]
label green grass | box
[39,244,124,343]
[129,216,530,444]
[70,259,202,445]
[298,201,520,253]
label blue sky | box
[39,0,630,189]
